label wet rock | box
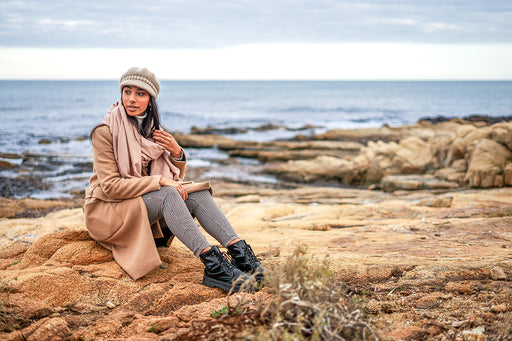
[38,138,53,144]
[0,176,49,198]
[0,160,17,170]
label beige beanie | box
[120,67,160,99]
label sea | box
[1,80,511,199]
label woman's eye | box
[137,92,145,96]
[124,90,130,95]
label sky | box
[0,0,511,80]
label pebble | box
[461,327,486,341]
[491,304,506,313]
[106,301,115,309]
[489,266,507,280]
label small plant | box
[210,305,244,318]
[147,326,156,333]
[210,306,228,317]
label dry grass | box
[252,245,378,340]
[177,245,379,340]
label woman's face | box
[122,86,150,117]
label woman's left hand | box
[153,129,182,158]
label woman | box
[84,67,264,292]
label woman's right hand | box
[159,177,188,200]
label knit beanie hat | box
[120,67,160,99]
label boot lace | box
[244,244,260,265]
[220,251,237,273]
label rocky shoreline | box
[1,117,512,340]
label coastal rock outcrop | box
[264,120,512,191]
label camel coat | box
[84,125,191,280]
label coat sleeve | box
[92,126,162,200]
[171,150,187,180]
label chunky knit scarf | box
[102,102,181,181]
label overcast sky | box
[0,0,511,80]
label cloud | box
[0,0,511,49]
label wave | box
[274,105,401,117]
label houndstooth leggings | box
[142,187,239,257]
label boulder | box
[392,136,436,174]
[490,121,512,150]
[464,139,512,188]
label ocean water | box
[1,80,511,198]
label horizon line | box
[1,78,511,82]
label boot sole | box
[203,276,243,292]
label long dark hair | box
[89,94,161,141]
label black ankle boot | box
[199,245,253,292]
[227,240,266,283]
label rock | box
[445,281,477,294]
[461,326,486,341]
[418,194,453,208]
[392,136,436,174]
[504,163,512,186]
[435,167,465,183]
[490,304,506,313]
[235,195,261,203]
[0,197,78,218]
[26,317,71,341]
[490,121,512,150]
[390,325,427,340]
[415,292,444,309]
[464,139,512,188]
[0,160,17,170]
[173,133,240,149]
[267,155,360,184]
[381,174,458,192]
[489,266,507,280]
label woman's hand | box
[159,177,188,200]
[153,129,182,158]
